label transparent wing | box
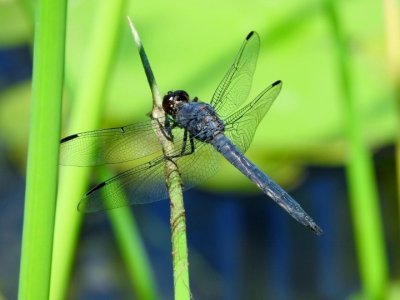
[78,157,166,212]
[224,80,282,153]
[210,31,260,118]
[78,139,222,212]
[177,141,220,190]
[60,118,187,166]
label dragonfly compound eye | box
[174,90,189,102]
[162,93,178,115]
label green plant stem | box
[103,169,159,300]
[18,0,67,299]
[167,163,190,299]
[50,1,126,299]
[127,18,191,300]
[325,1,388,299]
[383,0,400,241]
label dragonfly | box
[60,31,322,235]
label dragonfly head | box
[162,90,190,115]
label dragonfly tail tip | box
[311,224,323,235]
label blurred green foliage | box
[0,0,398,299]
[0,0,396,189]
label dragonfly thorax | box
[163,90,225,142]
[175,101,225,142]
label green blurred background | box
[0,0,399,299]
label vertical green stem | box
[325,1,388,299]
[383,0,400,238]
[103,169,159,300]
[18,0,67,299]
[50,1,126,299]
[167,164,190,299]
[127,18,191,299]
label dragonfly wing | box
[224,80,282,153]
[78,157,168,212]
[210,31,260,118]
[78,139,221,212]
[60,118,186,166]
[177,141,221,190]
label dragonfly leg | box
[179,130,195,156]
[167,130,196,159]
[180,129,188,154]
[189,134,195,153]
[156,117,176,141]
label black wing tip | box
[272,80,282,87]
[246,31,256,40]
[81,182,107,213]
[86,182,106,195]
[78,183,107,213]
[60,134,78,143]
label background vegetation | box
[0,0,398,299]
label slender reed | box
[18,0,67,299]
[127,18,191,300]
[50,1,127,299]
[325,1,388,298]
[383,0,400,239]
[104,168,159,300]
